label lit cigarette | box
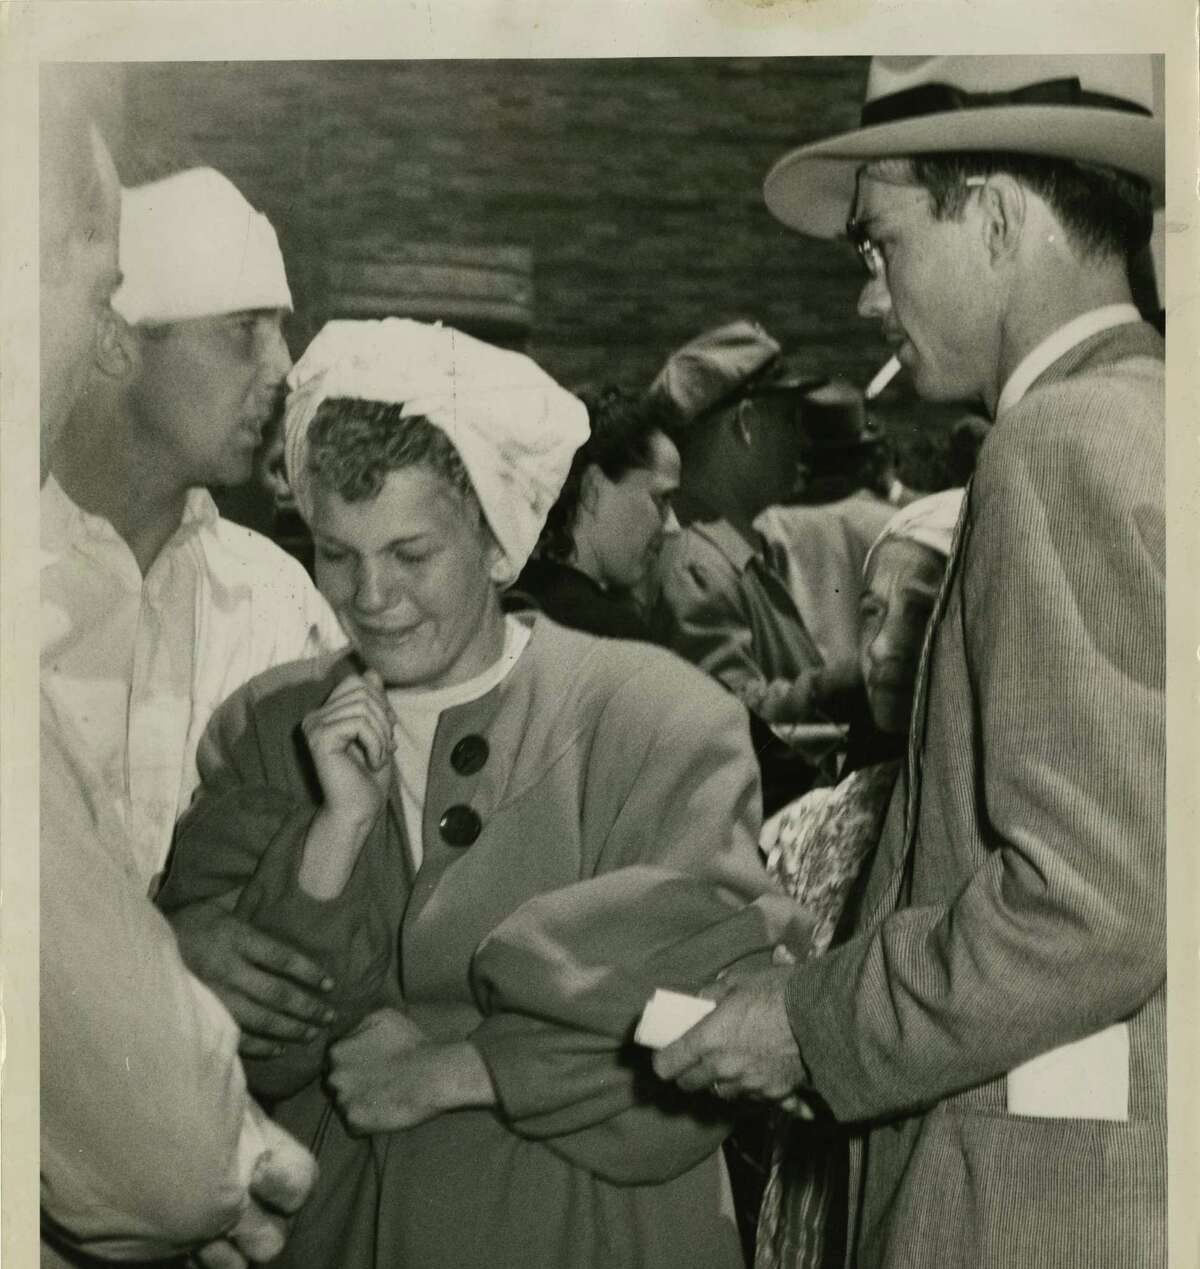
[865,354,901,400]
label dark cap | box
[796,379,882,452]
[647,319,820,433]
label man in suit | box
[654,54,1165,1266]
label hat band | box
[861,77,1153,128]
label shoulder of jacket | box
[526,616,733,722]
[238,649,351,710]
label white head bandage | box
[866,487,966,573]
[284,319,589,584]
[111,167,292,325]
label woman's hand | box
[328,1008,496,1135]
[302,670,396,834]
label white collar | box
[41,475,219,568]
[996,304,1142,417]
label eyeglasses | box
[845,176,987,281]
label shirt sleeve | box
[782,376,1166,1121]
[470,660,812,1183]
[40,705,261,1260]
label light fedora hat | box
[764,55,1163,239]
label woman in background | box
[511,384,680,639]
[752,487,965,1269]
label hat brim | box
[764,106,1164,239]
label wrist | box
[297,807,374,899]
[435,1041,498,1112]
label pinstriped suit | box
[784,321,1166,1266]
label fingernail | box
[321,977,335,991]
[322,1008,336,1024]
[304,1026,320,1041]
[272,1045,285,1057]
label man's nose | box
[857,273,892,321]
[261,321,293,383]
[661,505,681,536]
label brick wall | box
[112,58,975,529]
[119,59,890,386]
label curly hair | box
[305,397,480,515]
[536,386,662,564]
[871,152,1153,261]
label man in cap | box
[647,321,863,743]
[655,55,1165,1265]
[754,381,900,703]
[43,166,344,899]
[37,72,315,1266]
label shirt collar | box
[996,304,1141,417]
[41,476,219,567]
[690,518,759,574]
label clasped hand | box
[327,1008,497,1135]
[652,964,811,1111]
[302,669,396,832]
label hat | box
[647,319,821,433]
[797,380,880,452]
[865,486,966,572]
[764,55,1164,239]
[112,167,292,324]
[284,318,588,585]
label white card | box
[634,988,716,1049]
[1006,1023,1129,1121]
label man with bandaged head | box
[38,74,315,1268]
[43,167,344,908]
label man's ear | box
[94,308,137,381]
[978,174,1027,265]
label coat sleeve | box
[157,669,392,1101]
[653,536,771,710]
[783,375,1166,1121]
[470,659,813,1182]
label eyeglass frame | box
[845,174,988,280]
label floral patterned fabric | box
[755,760,899,1269]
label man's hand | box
[194,1102,318,1267]
[169,902,335,1058]
[328,1009,496,1135]
[301,670,395,834]
[652,965,808,1103]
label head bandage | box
[111,167,292,325]
[866,487,966,573]
[284,318,589,585]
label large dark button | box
[450,734,489,776]
[438,804,482,847]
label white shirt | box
[41,476,346,892]
[996,303,1142,416]
[40,683,272,1261]
[386,616,530,871]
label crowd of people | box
[39,53,1165,1269]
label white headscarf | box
[865,487,966,572]
[284,318,589,584]
[112,167,292,325]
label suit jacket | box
[159,614,808,1269]
[755,492,895,671]
[784,321,1166,1267]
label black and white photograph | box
[4,6,1196,1267]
